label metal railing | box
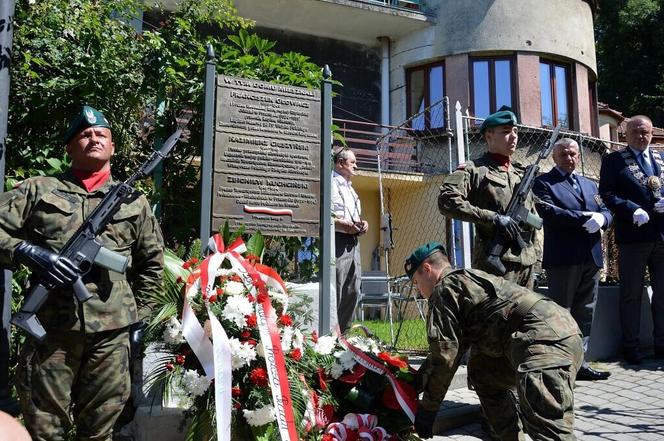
[362,0,423,12]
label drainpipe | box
[379,37,390,128]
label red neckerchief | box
[488,153,511,171]
[72,169,111,192]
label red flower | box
[322,434,334,441]
[231,386,242,397]
[245,314,257,328]
[247,293,255,302]
[165,363,174,371]
[311,331,318,343]
[233,402,242,409]
[208,294,218,303]
[216,287,224,296]
[182,261,191,270]
[176,276,183,284]
[317,404,335,427]
[289,348,302,361]
[279,314,293,327]
[249,367,269,387]
[338,364,367,385]
[190,257,199,264]
[245,339,257,347]
[246,253,260,264]
[378,351,408,370]
[231,274,242,282]
[240,330,252,339]
[317,368,329,392]
[175,355,185,365]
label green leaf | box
[246,230,265,259]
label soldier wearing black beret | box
[438,107,539,288]
[407,242,582,440]
[0,106,164,440]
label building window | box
[407,62,445,130]
[540,60,572,128]
[470,57,514,120]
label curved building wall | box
[390,0,597,128]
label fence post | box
[199,44,216,246]
[319,65,334,335]
[454,101,472,268]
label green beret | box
[480,105,518,134]
[64,105,111,144]
[404,242,447,280]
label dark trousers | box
[335,232,361,332]
[618,240,664,351]
[546,262,600,353]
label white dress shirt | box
[331,171,361,232]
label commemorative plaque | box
[212,75,321,236]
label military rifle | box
[485,126,561,276]
[12,129,182,340]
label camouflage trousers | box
[468,335,583,440]
[472,257,535,290]
[18,328,131,441]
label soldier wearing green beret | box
[407,242,582,440]
[0,106,164,440]
[438,107,539,288]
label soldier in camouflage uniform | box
[0,106,164,440]
[406,242,583,440]
[439,107,539,288]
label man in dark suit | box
[599,115,664,364]
[534,138,612,380]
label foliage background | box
[8,0,324,280]
[595,0,664,124]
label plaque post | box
[199,44,216,246]
[0,0,18,415]
[319,65,333,335]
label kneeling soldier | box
[408,242,582,440]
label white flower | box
[328,362,344,379]
[222,295,254,328]
[292,328,304,351]
[182,370,211,397]
[255,342,265,358]
[281,326,294,351]
[243,404,276,427]
[335,350,356,372]
[162,316,185,345]
[224,280,246,296]
[313,335,337,355]
[229,338,257,370]
[269,287,289,311]
[348,336,380,354]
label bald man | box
[599,115,664,364]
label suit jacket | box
[599,148,664,244]
[534,169,612,268]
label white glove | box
[633,208,650,226]
[582,212,605,233]
[654,198,664,214]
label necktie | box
[639,152,654,177]
[567,174,582,196]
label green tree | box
[9,0,325,271]
[595,0,664,121]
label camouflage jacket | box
[0,171,164,333]
[418,268,580,411]
[438,153,539,265]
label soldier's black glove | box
[13,241,78,288]
[493,214,520,241]
[414,408,437,439]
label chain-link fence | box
[365,102,636,353]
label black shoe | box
[624,349,644,365]
[653,347,664,359]
[576,365,611,381]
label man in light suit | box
[534,138,612,380]
[599,115,664,364]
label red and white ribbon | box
[336,331,417,423]
[324,413,391,441]
[181,234,298,441]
